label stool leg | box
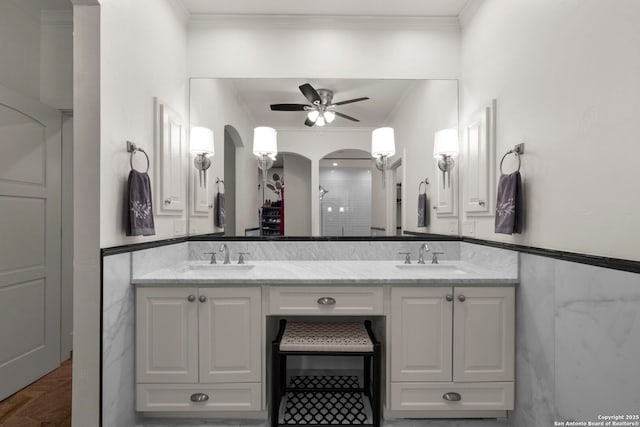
[271,342,280,427]
[364,356,371,397]
[372,343,381,427]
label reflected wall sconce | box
[433,128,459,188]
[253,126,278,200]
[190,126,214,188]
[253,126,278,171]
[371,127,395,187]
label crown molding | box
[458,0,484,28]
[41,10,73,26]
[189,14,460,32]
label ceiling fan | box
[270,83,370,127]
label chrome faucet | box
[398,252,412,264]
[219,243,231,264]
[417,243,430,264]
[431,251,445,264]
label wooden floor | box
[0,359,72,427]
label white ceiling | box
[227,78,418,129]
[182,0,469,16]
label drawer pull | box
[442,392,461,402]
[445,294,453,302]
[317,297,336,305]
[190,392,209,402]
[187,294,196,302]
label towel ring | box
[418,178,428,194]
[216,177,225,193]
[129,148,150,173]
[500,150,521,175]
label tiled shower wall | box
[102,241,640,426]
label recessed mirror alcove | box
[188,78,459,237]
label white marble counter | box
[131,260,518,286]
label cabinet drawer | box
[137,383,261,412]
[268,286,384,315]
[391,382,513,411]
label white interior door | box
[0,84,61,401]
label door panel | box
[136,287,199,384]
[453,287,515,382]
[199,287,261,383]
[391,287,453,382]
[0,85,61,401]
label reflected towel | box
[418,193,428,227]
[214,192,225,228]
[126,170,155,236]
[495,171,522,234]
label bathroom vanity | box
[132,256,516,420]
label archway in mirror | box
[259,152,312,236]
[319,149,376,237]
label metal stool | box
[271,320,381,427]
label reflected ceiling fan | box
[270,83,370,127]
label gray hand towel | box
[417,193,428,227]
[214,191,225,228]
[126,170,155,236]
[495,171,522,234]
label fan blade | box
[304,117,315,127]
[333,97,370,106]
[299,83,321,105]
[270,103,309,111]
[335,111,360,122]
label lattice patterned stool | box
[271,320,381,427]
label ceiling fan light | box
[316,116,326,127]
[324,111,336,123]
[307,110,320,122]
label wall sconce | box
[190,126,214,188]
[371,127,395,187]
[433,128,459,188]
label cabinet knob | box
[445,294,453,302]
[199,295,207,303]
[190,392,209,402]
[478,200,485,206]
[442,392,461,402]
[432,206,438,210]
[458,295,466,302]
[164,199,172,205]
[317,297,336,305]
[187,294,196,302]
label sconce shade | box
[433,128,459,158]
[371,127,395,157]
[253,126,278,156]
[190,126,214,155]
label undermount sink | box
[395,264,466,274]
[183,263,255,272]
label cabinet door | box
[463,101,495,215]
[391,287,453,382]
[136,287,198,383]
[453,287,514,382]
[156,101,185,214]
[434,169,457,217]
[198,287,261,383]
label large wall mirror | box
[188,78,459,237]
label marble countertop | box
[131,260,518,286]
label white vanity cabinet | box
[136,286,262,413]
[390,286,514,414]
